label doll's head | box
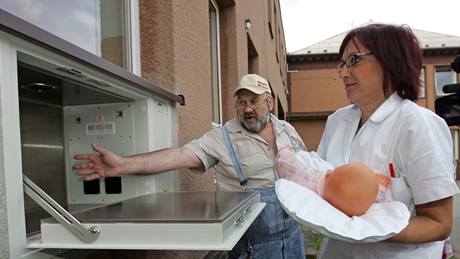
[319,162,379,217]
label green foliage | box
[311,232,324,252]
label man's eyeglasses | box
[336,52,373,72]
[235,95,270,110]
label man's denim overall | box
[221,127,305,259]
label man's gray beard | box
[238,109,270,133]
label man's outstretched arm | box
[73,144,203,181]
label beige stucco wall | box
[290,119,326,151]
[172,0,217,191]
[236,0,289,112]
[139,0,215,192]
[289,63,350,113]
[219,0,289,120]
[139,0,176,92]
[139,0,289,192]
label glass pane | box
[2,0,128,69]
[436,67,455,96]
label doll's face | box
[320,163,379,216]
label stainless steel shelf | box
[71,191,259,223]
[27,191,265,250]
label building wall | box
[218,0,289,120]
[289,62,349,113]
[139,0,288,192]
[288,61,348,150]
[289,119,326,151]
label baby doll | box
[276,149,390,216]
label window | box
[435,66,457,96]
[248,35,259,74]
[268,0,274,39]
[209,0,222,125]
[1,0,138,72]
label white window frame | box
[125,0,141,76]
[1,0,140,75]
[419,67,426,98]
[209,0,222,127]
[0,33,26,259]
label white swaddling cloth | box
[275,179,410,242]
[275,149,410,242]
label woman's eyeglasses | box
[336,52,373,72]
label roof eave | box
[288,47,460,63]
[423,47,460,56]
[287,53,339,63]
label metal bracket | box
[23,175,101,243]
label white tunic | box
[317,93,459,259]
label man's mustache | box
[243,112,257,117]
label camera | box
[435,55,460,125]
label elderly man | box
[73,74,305,258]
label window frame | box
[0,0,141,74]
[419,67,426,98]
[435,65,457,97]
[125,0,141,76]
[209,0,223,126]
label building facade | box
[287,27,460,155]
[138,0,289,191]
[0,0,288,258]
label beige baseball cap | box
[234,74,271,96]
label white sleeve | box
[397,109,459,204]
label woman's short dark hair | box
[338,23,422,101]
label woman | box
[317,23,459,258]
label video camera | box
[435,55,460,125]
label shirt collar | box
[368,92,403,123]
[344,92,402,123]
[344,105,362,123]
[225,117,245,133]
[270,114,289,136]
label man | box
[73,74,305,258]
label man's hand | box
[73,144,125,181]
